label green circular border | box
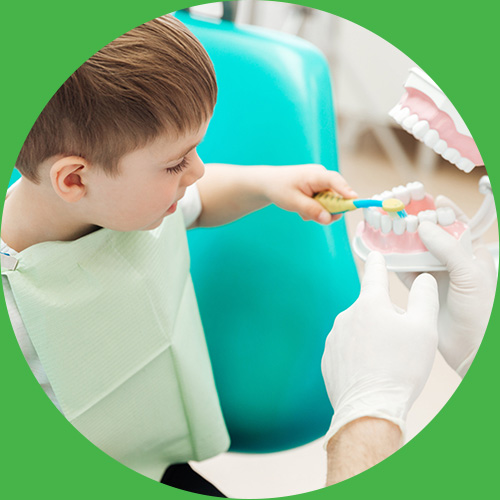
[1,1,498,498]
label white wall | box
[233,0,417,124]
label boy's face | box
[85,121,208,231]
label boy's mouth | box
[166,202,178,215]
[165,191,186,215]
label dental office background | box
[183,2,498,497]
[1,1,497,499]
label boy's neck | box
[2,178,99,253]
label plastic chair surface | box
[178,12,360,452]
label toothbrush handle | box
[313,191,357,214]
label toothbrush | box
[314,191,408,218]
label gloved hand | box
[322,252,439,445]
[399,195,497,378]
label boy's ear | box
[49,156,89,203]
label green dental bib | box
[2,209,229,480]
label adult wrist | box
[326,417,403,452]
[325,417,403,485]
[323,384,412,450]
[324,405,407,450]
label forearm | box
[326,417,402,486]
[194,164,271,227]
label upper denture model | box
[389,67,482,172]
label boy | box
[1,14,357,488]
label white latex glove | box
[399,196,497,378]
[322,252,439,445]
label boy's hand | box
[262,164,358,224]
[195,163,357,228]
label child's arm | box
[192,164,358,227]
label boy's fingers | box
[311,170,358,199]
[295,194,337,224]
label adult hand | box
[399,196,497,377]
[322,252,439,445]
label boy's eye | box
[166,157,189,175]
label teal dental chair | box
[177,11,360,453]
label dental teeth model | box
[353,181,472,271]
[389,67,483,173]
[381,67,497,270]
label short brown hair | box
[17,15,217,183]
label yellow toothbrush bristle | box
[382,198,407,218]
[382,198,405,212]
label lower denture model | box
[352,67,496,271]
[353,181,471,271]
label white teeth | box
[363,208,371,226]
[389,104,410,124]
[365,178,457,234]
[433,139,448,154]
[363,208,380,229]
[396,107,411,123]
[412,120,430,140]
[364,195,456,233]
[388,104,401,121]
[423,129,440,148]
[392,217,406,235]
[437,207,456,226]
[443,148,460,164]
[392,106,478,173]
[389,103,401,115]
[418,210,438,224]
[365,182,459,234]
[388,103,400,120]
[402,114,419,131]
[457,157,475,173]
[479,176,491,194]
[371,210,381,230]
[380,190,394,200]
[380,214,392,234]
[391,185,411,205]
[406,181,425,201]
[405,215,419,232]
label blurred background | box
[181,2,496,497]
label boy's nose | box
[181,152,205,187]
